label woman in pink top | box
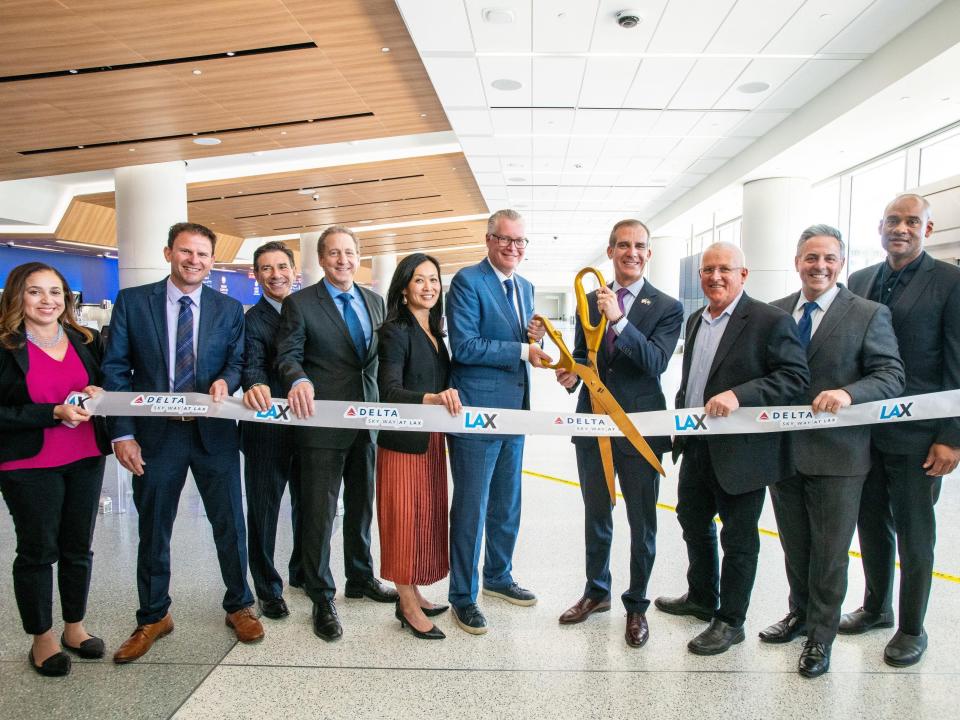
[0,262,112,677]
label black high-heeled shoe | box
[421,604,449,617]
[394,602,445,639]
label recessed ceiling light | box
[737,81,770,94]
[193,137,221,145]
[192,69,202,76]
[420,113,427,118]
[942,96,952,102]
[492,78,522,91]
[380,47,391,53]
[483,8,515,24]
[77,145,84,149]
[280,130,287,135]
[226,51,235,56]
[237,190,243,194]
[508,176,527,183]
[68,69,78,74]
[128,148,136,152]
[297,188,318,195]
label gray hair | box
[487,208,524,235]
[318,224,359,256]
[608,219,652,247]
[702,241,746,268]
[796,224,845,258]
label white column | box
[299,232,322,287]
[371,253,397,296]
[740,177,811,301]
[114,162,188,289]
[648,235,683,299]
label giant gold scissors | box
[534,268,665,505]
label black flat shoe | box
[61,634,105,659]
[394,603,445,640]
[421,604,449,617]
[884,629,928,667]
[29,648,71,677]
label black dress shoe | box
[798,640,831,678]
[312,599,343,641]
[687,618,745,655]
[421,604,449,617]
[395,603,445,640]
[259,597,289,620]
[654,593,714,622]
[884,629,928,667]
[60,634,106,659]
[29,648,71,677]
[837,606,894,635]
[625,612,649,648]
[758,612,807,644]
[452,603,488,635]
[344,577,400,603]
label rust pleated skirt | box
[376,433,449,585]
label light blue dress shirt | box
[322,278,372,348]
[609,277,645,335]
[165,278,202,392]
[684,291,744,409]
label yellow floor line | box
[523,468,960,585]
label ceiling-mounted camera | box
[312,193,319,201]
[616,10,642,28]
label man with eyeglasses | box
[445,208,551,635]
[839,194,960,667]
[656,241,808,657]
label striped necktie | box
[173,296,196,392]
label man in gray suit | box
[764,225,904,678]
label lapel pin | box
[640,298,652,305]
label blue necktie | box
[173,296,196,392]
[338,291,367,359]
[503,278,523,336]
[797,301,819,349]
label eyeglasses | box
[698,266,742,277]
[489,233,529,249]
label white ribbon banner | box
[65,389,960,438]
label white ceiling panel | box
[669,58,751,110]
[647,0,738,53]
[823,0,942,53]
[630,136,682,156]
[458,136,500,154]
[502,156,533,171]
[532,0,599,52]
[689,110,750,137]
[532,185,559,202]
[557,187,586,203]
[532,157,563,171]
[481,185,508,198]
[731,111,791,137]
[687,157,728,174]
[446,109,494,135]
[507,186,534,201]
[610,110,661,136]
[759,59,861,111]
[707,0,804,54]
[572,109,620,135]
[704,136,756,159]
[532,136,570,156]
[496,137,535,155]
[713,57,806,110]
[396,0,475,52]
[589,0,669,52]
[468,156,504,172]
[532,57,588,106]
[532,109,576,135]
[465,0,533,52]
[623,58,697,109]
[764,0,872,55]
[592,156,630,173]
[669,135,720,159]
[581,187,612,202]
[565,137,608,159]
[422,57,487,107]
[490,108,532,134]
[532,172,562,185]
[674,173,709,188]
[473,171,505,186]
[655,156,695,174]
[578,57,641,108]
[478,57,533,106]
[650,111,704,137]
[626,156,663,174]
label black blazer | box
[376,320,451,454]
[276,281,385,450]
[848,252,960,453]
[673,293,810,494]
[0,327,111,464]
[242,296,284,396]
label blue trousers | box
[447,435,523,607]
[133,421,253,624]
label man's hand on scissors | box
[555,369,578,388]
[529,344,553,368]
[704,390,739,417]
[526,317,546,342]
[596,286,623,322]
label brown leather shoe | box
[559,596,611,625]
[625,612,649,648]
[113,613,174,664]
[226,607,265,643]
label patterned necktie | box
[173,296,196,392]
[797,301,819,349]
[503,278,523,336]
[604,287,631,356]
[338,291,367,359]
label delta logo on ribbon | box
[553,415,618,434]
[757,409,837,428]
[757,410,771,422]
[343,405,422,428]
[129,394,208,415]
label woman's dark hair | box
[381,253,445,338]
[0,262,93,350]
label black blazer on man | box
[770,287,904,476]
[847,253,960,453]
[376,319,451,454]
[0,327,111,464]
[674,293,809,495]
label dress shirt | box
[165,279,202,392]
[870,251,926,307]
[264,295,282,314]
[322,277,372,348]
[609,277,645,335]
[792,283,840,338]
[487,258,531,362]
[684,291,744,409]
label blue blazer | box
[101,279,245,455]
[447,258,535,414]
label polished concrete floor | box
[1,352,958,719]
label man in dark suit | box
[763,225,904,678]
[103,222,264,663]
[275,224,397,641]
[555,220,683,648]
[240,241,302,620]
[655,241,809,656]
[840,194,960,667]
[445,208,550,635]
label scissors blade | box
[588,392,618,505]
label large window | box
[919,128,960,186]
[847,154,907,273]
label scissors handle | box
[532,314,572,371]
[575,267,607,335]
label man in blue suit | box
[556,220,683,648]
[446,208,551,635]
[103,222,263,663]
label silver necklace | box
[26,323,64,348]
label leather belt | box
[169,416,196,422]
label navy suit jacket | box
[447,258,535,420]
[570,280,683,458]
[101,279,245,455]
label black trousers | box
[857,446,941,635]
[299,432,375,603]
[770,472,866,644]
[0,455,104,635]
[242,423,303,601]
[676,439,766,628]
[575,440,660,613]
